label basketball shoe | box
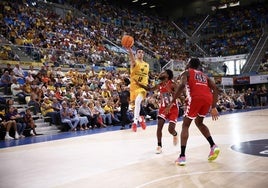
[155,146,162,154]
[5,134,14,140]
[208,145,220,161]
[131,123,137,132]
[140,116,146,130]
[175,156,186,166]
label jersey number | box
[195,72,207,83]
[138,77,143,82]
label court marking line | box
[135,170,268,188]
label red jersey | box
[186,68,212,102]
[159,80,177,108]
[158,80,179,122]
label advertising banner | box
[250,75,268,84]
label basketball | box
[121,35,134,48]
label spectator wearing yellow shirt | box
[66,68,75,78]
[103,100,120,125]
[101,88,111,99]
[98,68,106,78]
[84,69,94,79]
[73,68,79,77]
[22,79,32,95]
[41,97,59,125]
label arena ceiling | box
[117,0,196,8]
[115,0,221,17]
[116,0,196,10]
[117,0,237,9]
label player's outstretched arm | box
[134,79,158,91]
[127,48,136,69]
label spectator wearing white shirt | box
[60,101,79,131]
[10,78,27,104]
[25,73,34,83]
[13,63,25,78]
[94,101,112,125]
[27,65,37,76]
[56,67,65,78]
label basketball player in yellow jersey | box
[128,48,149,132]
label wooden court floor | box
[0,109,268,188]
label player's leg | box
[195,116,212,140]
[168,107,179,146]
[139,102,147,130]
[196,117,220,161]
[132,94,143,132]
[168,122,178,146]
[175,117,192,166]
[195,104,220,161]
[155,117,165,154]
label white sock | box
[134,94,143,124]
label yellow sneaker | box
[208,145,220,161]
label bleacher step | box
[35,122,53,127]
[35,126,60,135]
[35,126,58,131]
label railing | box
[243,32,264,73]
[162,60,186,78]
[249,34,268,73]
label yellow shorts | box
[130,87,147,103]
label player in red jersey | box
[138,69,179,154]
[166,58,220,165]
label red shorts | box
[158,105,179,123]
[184,96,212,119]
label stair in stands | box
[0,34,34,62]
[0,91,60,136]
[34,116,60,135]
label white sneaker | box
[15,132,19,139]
[145,115,151,119]
[5,135,14,140]
[155,146,162,154]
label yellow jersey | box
[130,59,149,102]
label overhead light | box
[229,1,240,7]
[132,0,138,2]
[150,5,156,8]
[141,2,147,6]
[218,4,227,9]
